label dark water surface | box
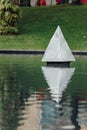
[0,55,87,130]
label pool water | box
[0,55,87,130]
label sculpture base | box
[47,62,70,67]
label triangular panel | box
[42,26,75,62]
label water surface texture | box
[0,55,87,130]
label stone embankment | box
[0,50,87,55]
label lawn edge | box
[0,50,87,55]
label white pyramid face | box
[42,66,75,103]
[42,26,75,62]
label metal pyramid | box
[42,26,75,63]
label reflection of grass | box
[65,56,87,97]
[0,5,87,50]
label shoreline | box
[0,50,87,55]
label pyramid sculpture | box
[42,26,75,64]
[42,66,75,104]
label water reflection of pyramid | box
[42,67,75,104]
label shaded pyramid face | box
[42,26,75,62]
[42,66,75,104]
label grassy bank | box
[0,5,87,50]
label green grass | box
[0,5,87,50]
